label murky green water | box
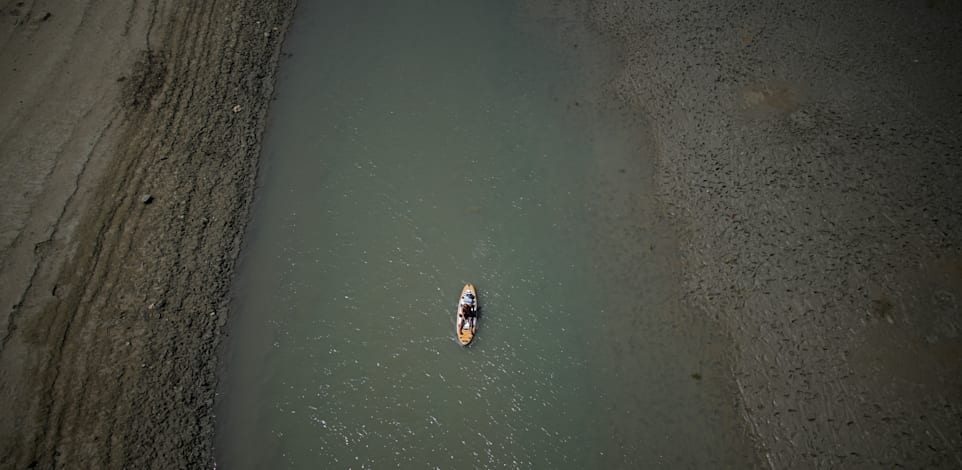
[216,1,757,468]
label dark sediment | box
[566,0,962,466]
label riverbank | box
[541,0,962,467]
[0,0,294,467]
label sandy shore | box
[0,0,294,467]
[558,0,962,467]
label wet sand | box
[1,0,961,468]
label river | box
[215,1,757,468]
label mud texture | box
[550,0,962,467]
[0,0,294,468]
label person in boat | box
[458,301,476,331]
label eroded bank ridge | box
[0,0,295,467]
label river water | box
[216,1,758,468]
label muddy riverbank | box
[549,0,962,466]
[0,0,294,467]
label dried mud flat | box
[0,0,294,468]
